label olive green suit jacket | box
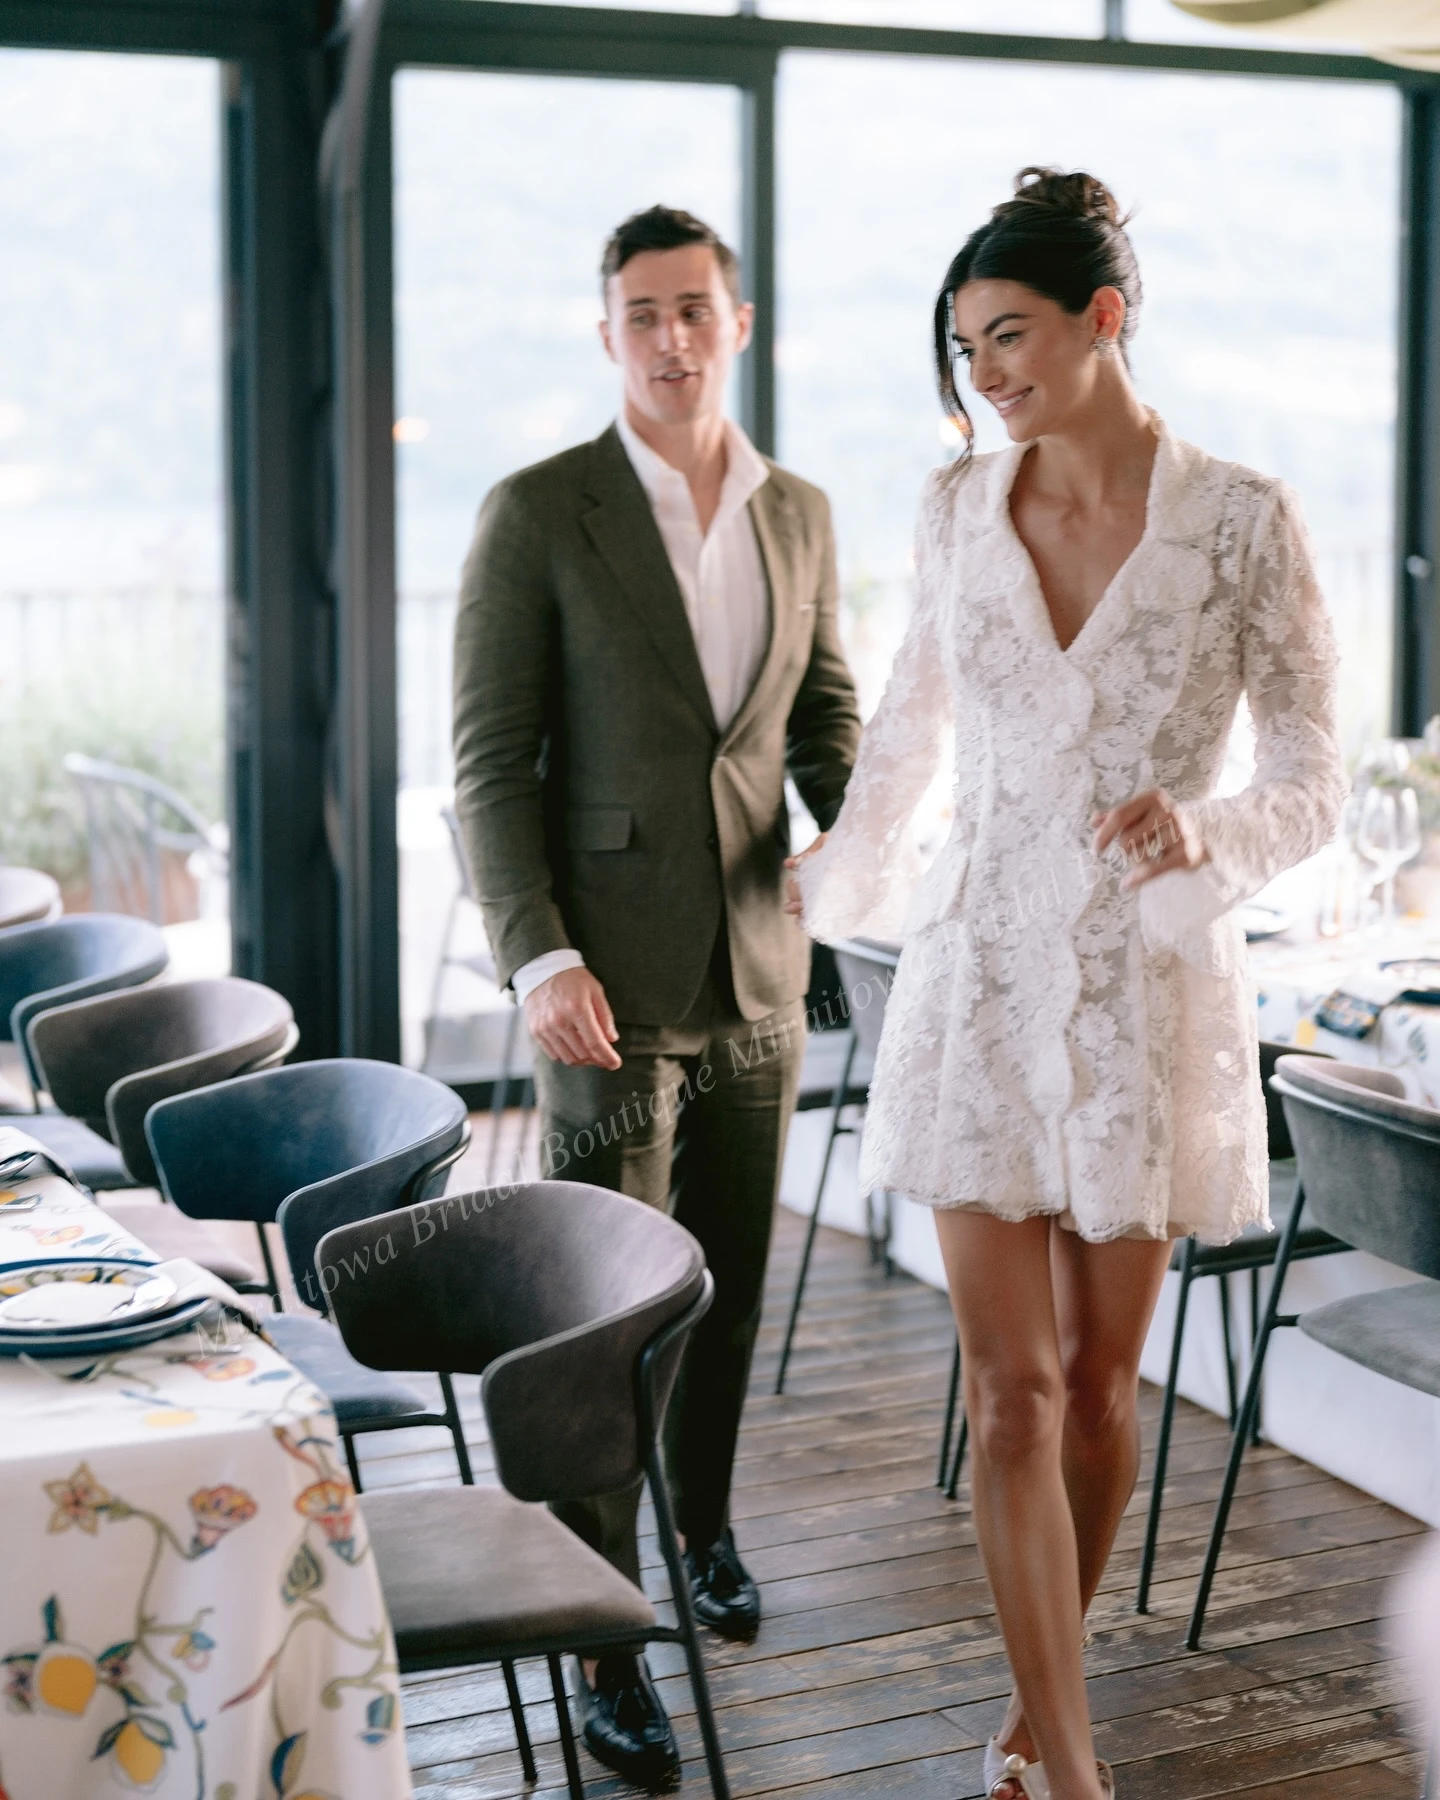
[451,424,862,1026]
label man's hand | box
[524,966,623,1069]
[1092,788,1207,891]
[783,832,828,918]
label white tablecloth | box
[0,1148,411,1800]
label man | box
[452,204,860,1790]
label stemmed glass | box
[1356,786,1422,939]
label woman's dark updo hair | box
[933,167,1142,460]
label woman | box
[786,167,1345,1800]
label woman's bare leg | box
[991,1226,1174,1766]
[1055,1229,1174,1599]
[933,1210,1105,1800]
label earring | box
[1093,335,1116,357]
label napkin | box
[146,1258,270,1330]
[0,1124,80,1189]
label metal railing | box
[2,544,1394,794]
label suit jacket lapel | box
[722,472,796,748]
[580,426,717,736]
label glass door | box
[393,67,741,1083]
[0,49,228,978]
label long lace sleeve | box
[1140,481,1345,961]
[796,471,954,943]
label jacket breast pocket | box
[569,805,634,852]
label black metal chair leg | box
[439,1370,474,1484]
[343,1432,362,1494]
[944,1410,969,1501]
[938,1338,960,1488]
[1137,1238,1196,1614]
[548,1653,585,1800]
[1185,1187,1307,1651]
[255,1220,282,1310]
[1249,1265,1263,1447]
[775,1030,858,1395]
[648,1455,732,1800]
[1217,1270,1239,1428]
[502,1658,537,1784]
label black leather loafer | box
[572,1651,680,1792]
[684,1527,761,1641]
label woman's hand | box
[1092,788,1206,890]
[783,833,828,917]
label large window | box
[778,51,1400,758]
[393,68,740,1074]
[0,49,227,967]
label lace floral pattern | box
[798,419,1344,1245]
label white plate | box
[0,1293,215,1358]
[1239,904,1293,942]
[0,1270,177,1331]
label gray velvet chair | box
[320,1179,731,1800]
[0,913,168,1104]
[145,1058,473,1489]
[1187,1056,1440,1649]
[22,977,297,1283]
[1133,1040,1346,1612]
[23,975,294,1189]
[775,937,895,1395]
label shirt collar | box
[615,413,769,519]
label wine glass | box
[1357,786,1422,939]
[1318,791,1366,937]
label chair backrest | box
[27,978,295,1183]
[831,939,901,1059]
[1273,1055,1440,1278]
[0,868,61,931]
[145,1059,468,1306]
[0,914,169,1088]
[321,1180,707,1504]
[64,753,224,924]
[1259,1039,1331,1161]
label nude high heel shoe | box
[983,1739,1115,1798]
[985,1739,1051,1799]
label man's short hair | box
[600,205,742,308]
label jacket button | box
[706,833,719,850]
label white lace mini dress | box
[797,419,1345,1246]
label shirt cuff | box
[511,948,586,1004]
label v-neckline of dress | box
[999,424,1164,662]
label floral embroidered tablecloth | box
[0,1165,412,1800]
[1251,926,1440,1104]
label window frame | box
[1,0,1435,1061]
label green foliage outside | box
[0,679,222,896]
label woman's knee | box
[1062,1354,1138,1444]
[965,1366,1065,1466]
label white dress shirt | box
[511,416,773,1005]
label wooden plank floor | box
[354,1158,1428,1799]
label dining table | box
[0,1128,413,1800]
